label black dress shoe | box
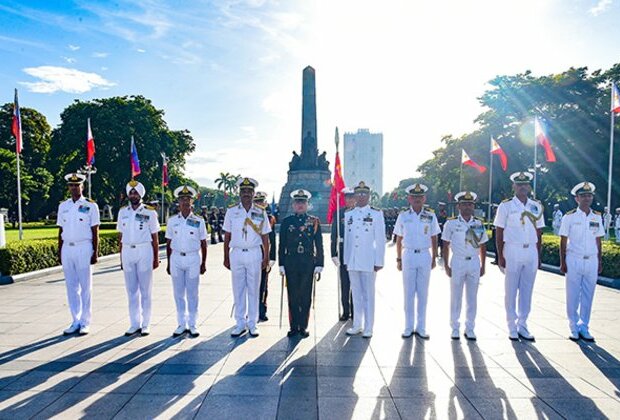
[299,329,310,338]
[259,315,269,322]
[339,315,349,321]
[287,330,298,337]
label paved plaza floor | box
[0,235,619,419]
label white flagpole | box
[161,152,166,223]
[334,127,342,319]
[488,137,493,221]
[607,93,615,238]
[459,162,463,192]
[16,149,23,241]
[14,88,23,241]
[533,118,538,199]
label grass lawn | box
[4,227,117,243]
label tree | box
[0,104,54,220]
[48,96,196,214]
[407,64,620,219]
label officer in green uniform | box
[278,189,324,338]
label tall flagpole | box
[14,88,23,241]
[459,162,463,192]
[334,127,342,319]
[16,148,23,241]
[533,118,538,199]
[488,137,493,221]
[161,152,166,223]
[607,103,615,238]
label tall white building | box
[343,129,383,196]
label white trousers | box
[170,251,201,328]
[230,247,262,329]
[615,228,620,243]
[348,270,376,334]
[122,244,154,328]
[504,244,538,333]
[450,255,480,331]
[402,249,431,333]
[566,254,598,332]
[61,242,93,327]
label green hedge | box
[540,235,620,279]
[0,229,167,276]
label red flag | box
[612,82,620,114]
[490,137,508,171]
[86,118,95,165]
[162,161,169,186]
[461,149,487,173]
[535,117,556,162]
[327,151,346,223]
[12,89,22,154]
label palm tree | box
[215,172,232,192]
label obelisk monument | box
[278,66,332,220]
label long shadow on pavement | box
[376,337,435,419]
[577,341,620,398]
[450,340,516,419]
[512,341,606,418]
[32,330,236,419]
[0,335,76,367]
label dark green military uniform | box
[279,212,324,335]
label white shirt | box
[494,196,545,245]
[343,205,386,272]
[222,203,271,248]
[559,208,604,257]
[442,215,489,258]
[165,212,208,253]
[116,203,160,244]
[552,210,563,226]
[393,207,440,249]
[56,196,100,242]
[603,212,612,229]
[615,214,620,229]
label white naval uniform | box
[552,210,563,236]
[493,196,545,334]
[393,208,440,334]
[603,212,612,240]
[56,196,100,328]
[442,215,488,331]
[559,208,604,334]
[343,205,386,335]
[614,215,620,244]
[223,204,271,330]
[117,204,160,329]
[166,212,207,328]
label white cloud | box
[62,56,76,64]
[92,52,109,58]
[68,44,80,51]
[136,48,147,53]
[20,66,115,94]
[590,0,612,16]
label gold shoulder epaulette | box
[87,198,96,203]
[475,216,485,222]
[145,205,156,211]
[447,216,456,220]
[426,208,435,213]
[228,203,238,208]
[566,208,577,215]
[370,206,380,211]
[501,198,511,203]
[593,210,601,215]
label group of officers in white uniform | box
[56,170,603,343]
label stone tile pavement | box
[0,235,619,419]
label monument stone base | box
[279,169,332,221]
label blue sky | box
[1,0,620,199]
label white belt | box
[124,242,151,249]
[231,247,260,252]
[568,253,597,260]
[506,243,535,249]
[174,250,199,256]
[66,240,91,246]
[404,247,429,254]
[453,255,478,260]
